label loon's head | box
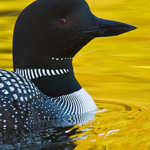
[13,0,136,67]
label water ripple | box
[0,11,20,17]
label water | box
[0,0,150,149]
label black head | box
[13,0,136,68]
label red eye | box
[58,18,67,25]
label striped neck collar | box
[14,57,73,80]
[15,68,71,80]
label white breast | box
[56,88,97,116]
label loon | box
[0,0,136,131]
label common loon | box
[0,0,136,131]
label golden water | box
[0,0,150,149]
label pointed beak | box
[95,17,136,37]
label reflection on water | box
[0,111,98,150]
[0,126,78,150]
[0,0,150,150]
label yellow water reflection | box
[0,0,150,149]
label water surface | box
[0,0,150,149]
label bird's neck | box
[14,57,81,97]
